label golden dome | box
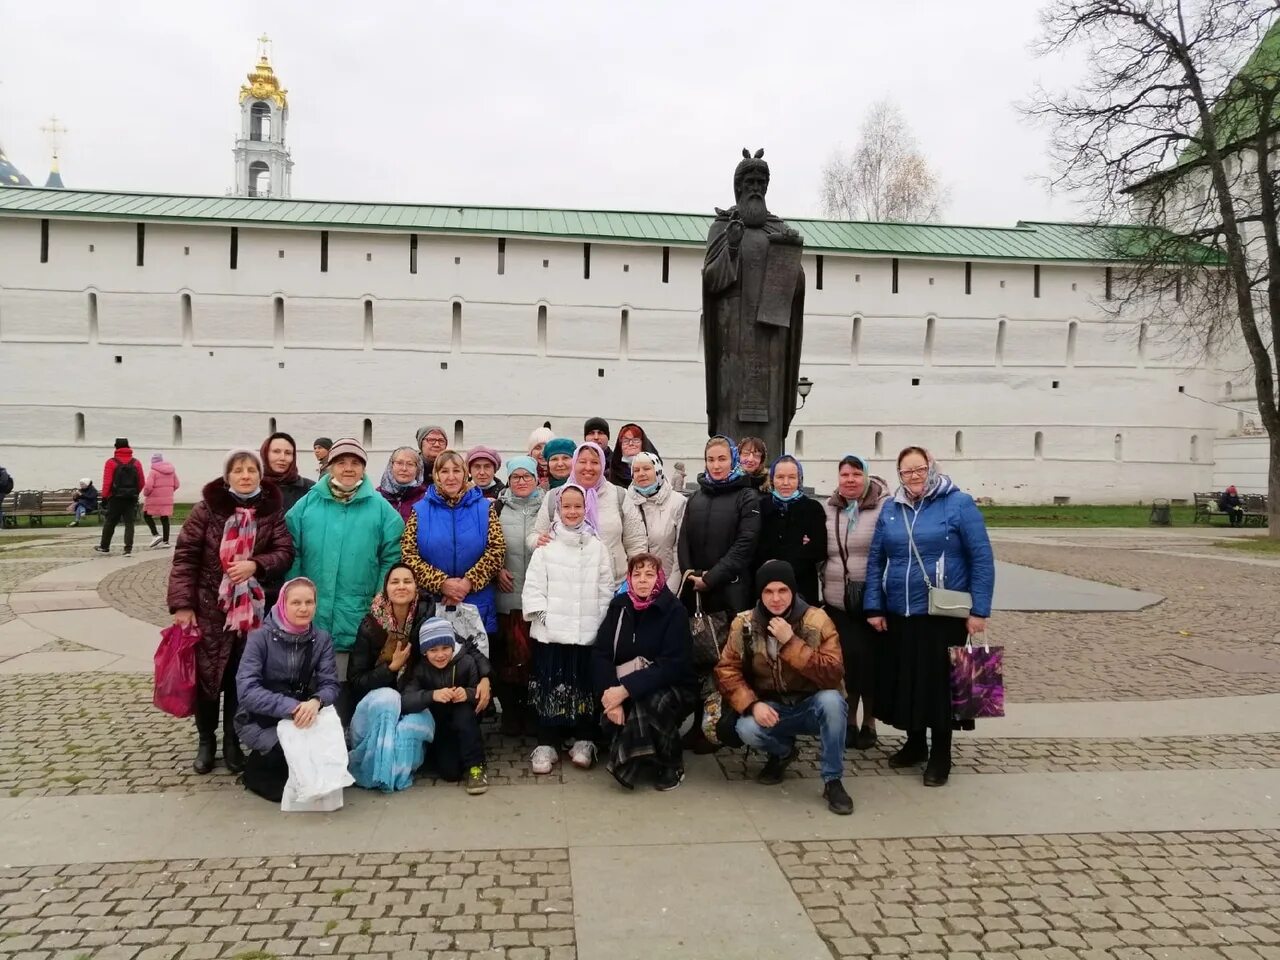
[239,39,288,110]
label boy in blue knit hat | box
[400,617,488,794]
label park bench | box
[1192,491,1270,526]
[1,489,104,528]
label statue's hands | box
[769,226,804,247]
[726,216,744,250]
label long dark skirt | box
[825,603,874,721]
[602,684,699,788]
[876,614,970,732]
[528,640,596,729]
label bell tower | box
[233,35,293,198]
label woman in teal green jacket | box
[285,438,405,724]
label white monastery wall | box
[0,214,1234,502]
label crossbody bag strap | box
[834,506,850,579]
[904,508,936,590]
[613,607,627,660]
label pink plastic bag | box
[154,623,200,717]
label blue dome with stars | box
[0,142,31,187]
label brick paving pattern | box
[773,829,1280,959]
[0,560,66,626]
[0,675,593,797]
[0,848,577,959]
[715,731,1280,781]
[98,557,172,627]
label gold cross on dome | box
[41,116,68,157]
[257,34,272,60]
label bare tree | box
[821,100,946,222]
[1025,0,1280,534]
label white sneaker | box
[569,740,596,770]
[149,536,164,549]
[530,745,558,775]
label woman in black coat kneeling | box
[594,553,698,791]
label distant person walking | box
[142,453,180,549]
[95,439,145,555]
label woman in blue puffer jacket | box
[864,446,994,788]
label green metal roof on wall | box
[0,185,1210,263]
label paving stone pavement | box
[3,673,1279,798]
[0,848,577,959]
[98,558,172,629]
[0,561,67,626]
[772,829,1280,959]
[990,541,1280,701]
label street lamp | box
[797,376,814,409]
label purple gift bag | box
[950,639,1005,720]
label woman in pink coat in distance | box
[143,452,180,549]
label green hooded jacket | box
[285,475,405,652]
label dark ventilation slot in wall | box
[363,300,374,350]
[453,419,465,447]
[995,319,1007,366]
[40,219,49,263]
[319,231,330,273]
[273,297,284,347]
[1113,433,1123,461]
[619,309,629,359]
[851,316,862,364]
[954,430,964,456]
[537,305,547,355]
[815,255,824,290]
[1190,434,1199,462]
[661,246,670,283]
[87,292,99,343]
[136,224,146,267]
[1033,264,1041,298]
[1175,272,1183,303]
[583,243,591,279]
[964,261,972,295]
[362,418,373,447]
[172,415,183,446]
[1034,431,1044,460]
[229,227,239,270]
[795,430,805,457]
[924,317,936,366]
[451,302,462,351]
[891,257,899,294]
[74,412,85,443]
[497,238,506,275]
[1066,320,1078,367]
[1137,322,1148,365]
[409,234,418,274]
[181,293,193,345]
[1104,266,1113,300]
[268,416,277,434]
[874,431,884,457]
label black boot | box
[193,700,218,774]
[887,730,927,768]
[223,696,245,774]
[923,726,952,787]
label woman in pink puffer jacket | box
[143,453,180,548]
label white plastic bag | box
[276,705,354,812]
[437,601,490,658]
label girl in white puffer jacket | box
[521,484,615,774]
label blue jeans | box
[735,689,848,782]
[74,504,88,520]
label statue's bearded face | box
[737,171,770,228]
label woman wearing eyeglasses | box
[863,446,994,788]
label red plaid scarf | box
[217,507,264,634]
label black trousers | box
[195,640,242,740]
[428,703,486,781]
[824,602,874,724]
[243,744,289,802]
[143,513,171,541]
[100,497,137,551]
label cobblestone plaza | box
[0,526,1278,958]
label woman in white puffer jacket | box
[624,452,685,583]
[521,484,615,775]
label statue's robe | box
[701,207,805,459]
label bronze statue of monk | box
[701,148,805,459]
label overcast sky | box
[1,0,1093,226]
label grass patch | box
[1216,535,1280,553]
[323,919,338,936]
[359,919,372,935]
[978,504,1193,527]
[330,885,354,902]
[233,952,280,960]
[58,774,87,785]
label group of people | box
[159,417,995,815]
[74,440,181,553]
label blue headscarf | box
[379,446,425,496]
[701,435,746,487]
[769,455,805,510]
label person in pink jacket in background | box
[143,452,180,549]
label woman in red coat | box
[166,449,294,776]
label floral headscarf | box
[553,482,599,536]
[893,447,956,505]
[379,446,425,496]
[701,435,746,487]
